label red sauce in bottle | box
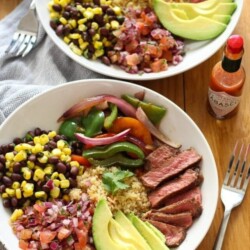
[207,35,245,119]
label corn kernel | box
[50,187,60,198]
[32,143,44,154]
[78,18,87,25]
[105,23,111,30]
[2,193,8,198]
[113,6,122,15]
[12,182,20,189]
[6,171,12,177]
[78,24,87,32]
[79,41,89,50]
[104,40,111,47]
[84,10,94,19]
[60,154,71,162]
[68,19,77,28]
[59,17,68,25]
[93,34,100,41]
[35,191,46,198]
[52,148,62,157]
[53,179,60,187]
[110,20,120,30]
[93,7,102,15]
[64,36,71,44]
[44,165,54,175]
[10,209,23,222]
[70,161,80,168]
[91,22,99,30]
[62,194,70,202]
[5,152,14,161]
[14,150,27,162]
[21,181,27,188]
[27,160,35,169]
[51,172,59,179]
[6,188,15,197]
[57,140,66,149]
[63,147,71,156]
[48,131,57,139]
[69,33,81,40]
[16,188,22,199]
[60,179,70,188]
[94,49,104,58]
[22,167,32,180]
[38,155,48,164]
[34,169,45,181]
[40,134,49,145]
[33,136,40,144]
[78,165,84,175]
[59,173,66,180]
[5,161,12,169]
[50,12,60,19]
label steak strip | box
[148,169,203,208]
[141,148,202,188]
[147,220,187,247]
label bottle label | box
[208,88,241,117]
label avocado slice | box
[153,0,228,40]
[114,211,152,250]
[145,221,166,243]
[122,94,167,125]
[93,199,130,250]
[129,214,169,250]
[195,0,234,10]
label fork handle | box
[30,0,36,9]
[214,209,232,250]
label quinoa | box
[70,166,150,216]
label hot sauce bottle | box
[207,34,245,119]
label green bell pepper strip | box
[88,153,144,168]
[104,103,118,129]
[82,141,145,159]
[81,108,105,137]
[58,117,84,140]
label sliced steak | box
[147,220,186,247]
[141,148,202,188]
[148,169,203,208]
[145,144,180,169]
[159,198,203,218]
[146,211,193,228]
[164,186,202,206]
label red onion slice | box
[136,107,181,149]
[75,129,131,146]
[58,94,136,122]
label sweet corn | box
[10,209,23,222]
[57,140,66,149]
[60,179,70,188]
[58,173,66,180]
[5,161,12,169]
[70,161,80,168]
[94,49,104,58]
[50,12,60,19]
[59,17,68,25]
[6,188,15,197]
[35,191,46,199]
[33,136,40,144]
[113,6,122,15]
[53,179,60,187]
[69,33,81,40]
[84,10,94,19]
[93,34,101,42]
[64,36,71,44]
[14,150,27,162]
[2,193,8,198]
[52,148,62,157]
[27,160,35,169]
[50,187,60,198]
[34,169,45,181]
[68,19,77,28]
[78,18,87,25]
[23,183,34,197]
[16,188,22,199]
[60,154,71,162]
[5,152,14,161]
[22,167,32,180]
[44,164,54,175]
[40,134,50,145]
[110,20,120,30]
[51,172,59,180]
[21,181,27,188]
[12,182,20,189]
[93,7,102,15]
[48,131,57,139]
[70,44,83,56]
[78,24,87,32]
[78,165,84,175]
[62,194,70,202]
[38,155,48,164]
[91,22,99,30]
[32,143,44,154]
[79,41,89,50]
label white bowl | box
[0,79,218,250]
[35,0,243,81]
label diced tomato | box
[19,229,33,240]
[71,154,90,166]
[126,53,141,66]
[125,40,139,53]
[150,59,168,72]
[58,227,71,240]
[39,230,57,244]
[75,228,88,248]
[33,203,46,213]
[19,239,29,250]
[146,44,162,58]
[137,21,150,36]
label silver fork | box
[5,0,38,57]
[214,142,250,250]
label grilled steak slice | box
[159,198,203,218]
[164,186,202,206]
[147,220,186,247]
[148,169,203,208]
[145,144,180,169]
[146,211,193,228]
[141,148,202,188]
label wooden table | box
[1,1,249,249]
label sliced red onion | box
[126,135,154,155]
[134,90,145,101]
[136,107,181,149]
[50,241,59,250]
[58,94,137,122]
[75,129,130,146]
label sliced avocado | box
[122,94,167,125]
[170,2,237,19]
[195,0,234,10]
[129,214,169,250]
[145,221,166,243]
[114,210,152,250]
[153,0,228,40]
[93,199,130,250]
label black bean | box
[100,27,109,37]
[106,8,115,16]
[42,185,50,193]
[48,140,57,149]
[62,188,70,194]
[0,154,5,164]
[53,4,62,12]
[64,5,72,12]
[48,156,59,164]
[50,20,58,30]
[13,137,23,145]
[63,25,71,36]
[56,24,64,37]
[101,5,109,13]
[0,162,5,171]
[13,162,22,173]
[3,199,11,208]
[62,11,70,19]
[11,173,23,182]
[69,177,77,188]
[70,166,79,177]
[36,152,44,158]
[0,172,3,181]
[70,8,79,19]
[8,143,15,152]
[28,141,35,146]
[2,176,12,187]
[88,44,95,53]
[117,16,125,24]
[53,135,62,142]
[56,162,67,174]
[88,28,96,37]
[0,184,6,193]
[11,197,18,207]
[94,14,104,26]
[102,56,111,66]
[34,127,42,136]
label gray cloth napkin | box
[0,0,104,126]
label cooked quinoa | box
[70,166,150,216]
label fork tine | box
[5,32,19,54]
[16,35,31,56]
[22,36,37,57]
[236,144,249,189]
[224,142,239,185]
[11,33,26,54]
[242,148,250,192]
[230,143,244,187]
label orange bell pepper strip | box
[71,154,90,167]
[108,117,153,145]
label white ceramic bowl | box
[35,0,243,81]
[0,79,218,250]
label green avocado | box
[122,94,167,125]
[145,221,166,243]
[114,210,152,250]
[129,214,169,250]
[195,0,234,10]
[92,199,129,250]
[153,0,228,40]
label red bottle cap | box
[227,35,244,53]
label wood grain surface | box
[1,1,249,250]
